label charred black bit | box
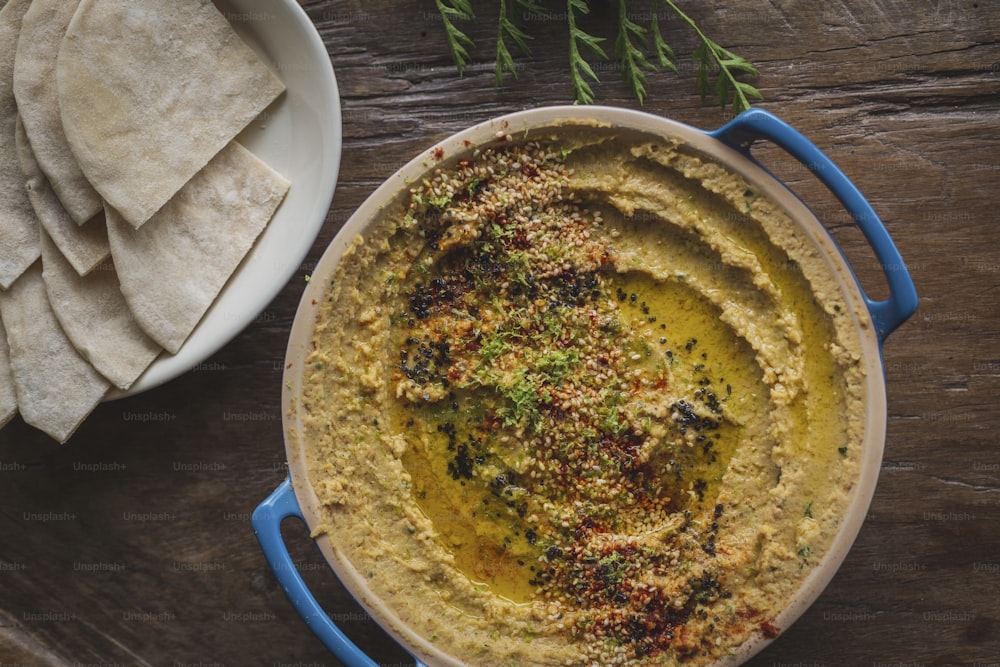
[490,471,521,496]
[702,542,716,556]
[407,276,469,320]
[399,336,452,386]
[447,440,476,480]
[689,571,726,603]
[547,269,602,308]
[672,400,720,433]
[437,422,457,450]
[422,226,443,250]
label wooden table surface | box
[2,1,998,665]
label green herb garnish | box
[566,0,608,105]
[433,0,762,110]
[663,0,764,112]
[435,0,476,74]
[495,0,543,85]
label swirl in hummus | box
[299,125,868,666]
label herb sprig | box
[663,0,763,113]
[433,0,762,111]
[495,0,543,86]
[435,0,476,74]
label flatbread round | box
[57,0,285,228]
[0,0,42,289]
[15,115,110,276]
[40,230,160,391]
[107,141,289,354]
[0,261,109,443]
[13,0,102,225]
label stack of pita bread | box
[0,0,291,442]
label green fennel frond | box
[436,0,476,75]
[433,0,762,110]
[496,0,540,85]
[649,3,678,73]
[615,0,655,104]
[567,0,608,104]
[660,0,762,112]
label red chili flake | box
[760,620,780,638]
[431,147,445,161]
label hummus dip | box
[299,125,867,666]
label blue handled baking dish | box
[253,107,917,667]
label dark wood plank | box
[1,0,998,665]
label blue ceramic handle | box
[252,477,429,667]
[708,108,918,343]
